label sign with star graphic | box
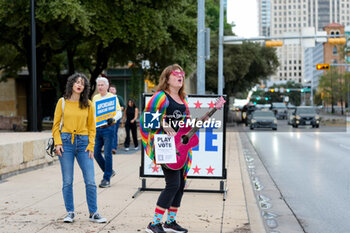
[143,110,161,129]
[140,94,227,179]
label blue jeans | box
[112,120,121,150]
[94,126,114,181]
[59,133,97,214]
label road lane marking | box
[339,144,350,150]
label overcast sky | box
[226,0,259,38]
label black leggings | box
[157,167,185,209]
[124,122,138,148]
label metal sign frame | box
[133,94,227,199]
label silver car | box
[250,110,278,131]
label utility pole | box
[218,0,224,95]
[311,77,314,106]
[30,0,38,131]
[197,0,205,95]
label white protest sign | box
[141,94,226,179]
[154,135,177,164]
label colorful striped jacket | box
[139,91,192,182]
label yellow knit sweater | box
[52,98,96,151]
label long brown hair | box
[156,64,186,99]
[64,73,91,109]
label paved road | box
[243,120,350,233]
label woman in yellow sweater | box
[52,73,106,223]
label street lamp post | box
[30,0,38,131]
[218,0,224,95]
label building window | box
[333,46,338,55]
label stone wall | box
[0,125,141,179]
[0,133,54,179]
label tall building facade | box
[258,0,350,85]
[258,0,271,37]
[304,42,324,88]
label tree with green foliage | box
[0,0,197,130]
[318,67,348,114]
[204,0,279,97]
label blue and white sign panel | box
[141,94,226,179]
[95,96,117,127]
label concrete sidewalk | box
[0,132,264,233]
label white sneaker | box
[125,147,129,151]
[134,146,139,150]
[63,212,75,223]
[89,212,107,223]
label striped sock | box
[167,208,178,224]
[151,208,165,225]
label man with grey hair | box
[92,76,122,188]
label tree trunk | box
[67,47,75,75]
[89,44,110,98]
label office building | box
[258,0,350,85]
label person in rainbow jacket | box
[140,64,191,233]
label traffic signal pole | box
[223,34,346,44]
[220,32,346,107]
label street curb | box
[239,132,305,233]
[236,132,266,233]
